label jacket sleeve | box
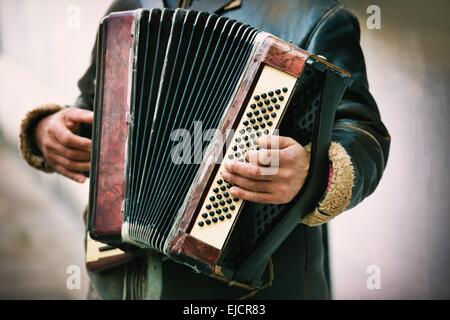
[301,5,390,226]
[19,0,142,172]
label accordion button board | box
[190,64,297,249]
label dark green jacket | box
[19,0,390,299]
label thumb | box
[65,108,94,125]
[257,135,296,150]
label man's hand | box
[221,135,310,204]
[35,108,93,183]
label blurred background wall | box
[0,0,448,299]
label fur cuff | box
[301,142,355,226]
[19,104,63,172]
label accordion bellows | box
[88,8,351,288]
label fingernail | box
[221,170,230,180]
[229,186,237,195]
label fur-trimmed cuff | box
[19,104,63,172]
[301,142,355,226]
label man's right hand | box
[35,107,93,183]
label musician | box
[19,0,390,299]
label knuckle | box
[252,166,261,178]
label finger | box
[64,108,94,125]
[47,139,91,161]
[224,160,274,181]
[48,153,90,173]
[54,165,86,183]
[221,170,273,193]
[257,135,297,150]
[50,123,92,151]
[229,186,274,204]
[245,149,280,167]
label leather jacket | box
[19,0,390,299]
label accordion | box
[88,8,351,288]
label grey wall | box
[0,0,449,299]
[330,0,450,299]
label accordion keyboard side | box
[189,65,297,249]
[167,32,311,268]
[88,12,138,241]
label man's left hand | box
[221,135,310,204]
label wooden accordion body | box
[88,8,351,288]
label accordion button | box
[235,152,241,158]
[253,125,259,130]
[243,120,249,126]
[232,146,238,151]
[264,99,270,105]
[275,104,281,110]
[219,215,225,221]
[228,154,234,160]
[198,221,204,227]
[264,129,269,135]
[220,200,225,206]
[213,203,219,208]
[212,217,218,223]
[239,144,245,149]
[202,212,208,218]
[209,196,215,201]
[250,133,255,138]
[257,117,263,122]
[223,192,229,197]
[279,96,285,101]
[282,87,288,93]
[275,89,281,95]
[220,186,227,192]
[257,102,263,107]
[226,199,232,204]
[217,194,223,200]
[226,183,232,188]
[260,123,266,129]
[250,118,256,124]
[217,179,223,185]
[261,93,267,99]
[268,91,274,97]
[235,137,241,143]
[260,107,266,114]
[256,132,262,137]
[271,113,277,118]
[267,106,273,112]
[230,205,236,210]
[239,129,245,134]
[243,135,249,141]
[232,198,239,203]
[246,127,252,132]
[247,112,253,118]
[264,114,270,120]
[254,95,260,100]
[213,188,219,193]
[267,121,273,127]
[246,142,250,148]
[223,207,228,213]
[254,110,260,116]
[250,104,256,109]
[209,211,215,217]
[205,219,211,225]
[206,204,212,210]
[216,209,222,215]
[226,214,232,219]
[271,97,278,103]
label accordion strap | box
[233,258,274,300]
